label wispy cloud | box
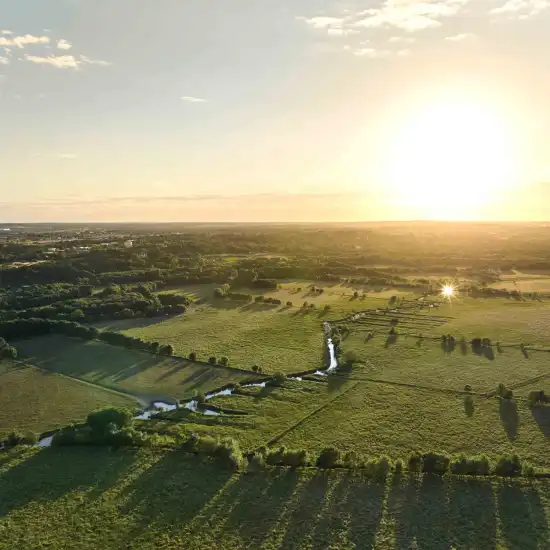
[0,56,8,65]
[0,34,50,48]
[181,95,207,103]
[388,36,416,44]
[353,0,468,32]
[0,30,13,35]
[25,54,80,69]
[491,0,549,17]
[327,27,359,36]
[353,47,390,58]
[445,32,475,40]
[24,54,111,69]
[298,16,348,29]
[58,153,78,160]
[56,39,72,50]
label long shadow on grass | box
[312,473,385,550]
[279,472,330,548]
[220,469,300,547]
[389,474,451,550]
[531,406,550,438]
[0,447,139,518]
[118,452,234,544]
[497,482,548,550]
[499,399,519,441]
[449,477,496,549]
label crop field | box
[120,304,326,375]
[1,447,549,550]
[16,335,253,401]
[0,361,136,439]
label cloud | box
[56,39,72,50]
[298,16,348,29]
[353,0,468,32]
[0,30,12,35]
[58,153,77,160]
[25,54,80,69]
[181,95,207,103]
[490,0,549,16]
[445,32,475,40]
[388,36,416,43]
[79,55,111,66]
[353,47,391,58]
[0,56,8,65]
[0,34,50,48]
[327,27,359,36]
[24,54,111,69]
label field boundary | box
[264,381,361,448]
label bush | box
[497,383,513,398]
[450,454,491,476]
[219,356,229,366]
[208,356,217,364]
[248,452,266,472]
[189,351,197,362]
[316,447,340,469]
[195,391,206,405]
[528,390,548,407]
[494,454,522,477]
[281,450,309,469]
[87,407,134,435]
[286,301,293,307]
[365,456,392,480]
[422,452,450,475]
[272,372,286,386]
[407,451,423,473]
[159,344,174,356]
[464,384,472,393]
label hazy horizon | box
[2,0,550,222]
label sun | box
[386,101,518,220]
[441,285,455,299]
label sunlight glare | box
[441,285,455,299]
[386,101,518,220]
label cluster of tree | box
[250,279,278,290]
[53,407,147,448]
[206,356,229,366]
[254,296,282,305]
[213,285,252,302]
[0,337,17,359]
[180,434,243,470]
[0,286,190,324]
[0,318,174,356]
[0,283,93,310]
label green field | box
[16,335,254,401]
[0,447,549,550]
[0,361,136,439]
[120,304,326,374]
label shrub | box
[281,450,309,469]
[342,450,361,468]
[1,345,17,359]
[494,454,522,477]
[272,372,286,386]
[451,454,491,476]
[497,383,513,398]
[422,452,450,475]
[160,344,174,356]
[286,301,293,307]
[365,456,392,480]
[316,447,340,469]
[394,459,403,475]
[87,407,134,435]
[188,351,197,362]
[248,452,266,472]
[528,390,548,407]
[195,391,206,405]
[464,384,472,393]
[523,464,536,478]
[208,356,217,364]
[407,451,423,473]
[219,356,229,366]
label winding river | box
[37,324,338,447]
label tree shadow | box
[499,399,519,441]
[464,395,475,417]
[531,406,550,438]
[0,447,139,518]
[387,475,420,550]
[498,482,549,550]
[222,469,300,547]
[522,347,530,359]
[327,373,349,393]
[384,333,398,348]
[279,473,330,548]
[449,477,496,549]
[118,451,234,544]
[414,475,451,550]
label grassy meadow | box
[0,360,136,439]
[16,335,254,401]
[1,446,549,550]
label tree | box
[251,365,259,373]
[208,356,217,364]
[150,342,160,354]
[70,309,85,321]
[160,344,174,356]
[286,301,293,307]
[189,351,197,362]
[272,372,286,386]
[220,356,229,366]
[87,407,134,435]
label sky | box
[1,0,550,222]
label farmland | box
[0,447,549,550]
[3,223,550,548]
[0,360,136,439]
